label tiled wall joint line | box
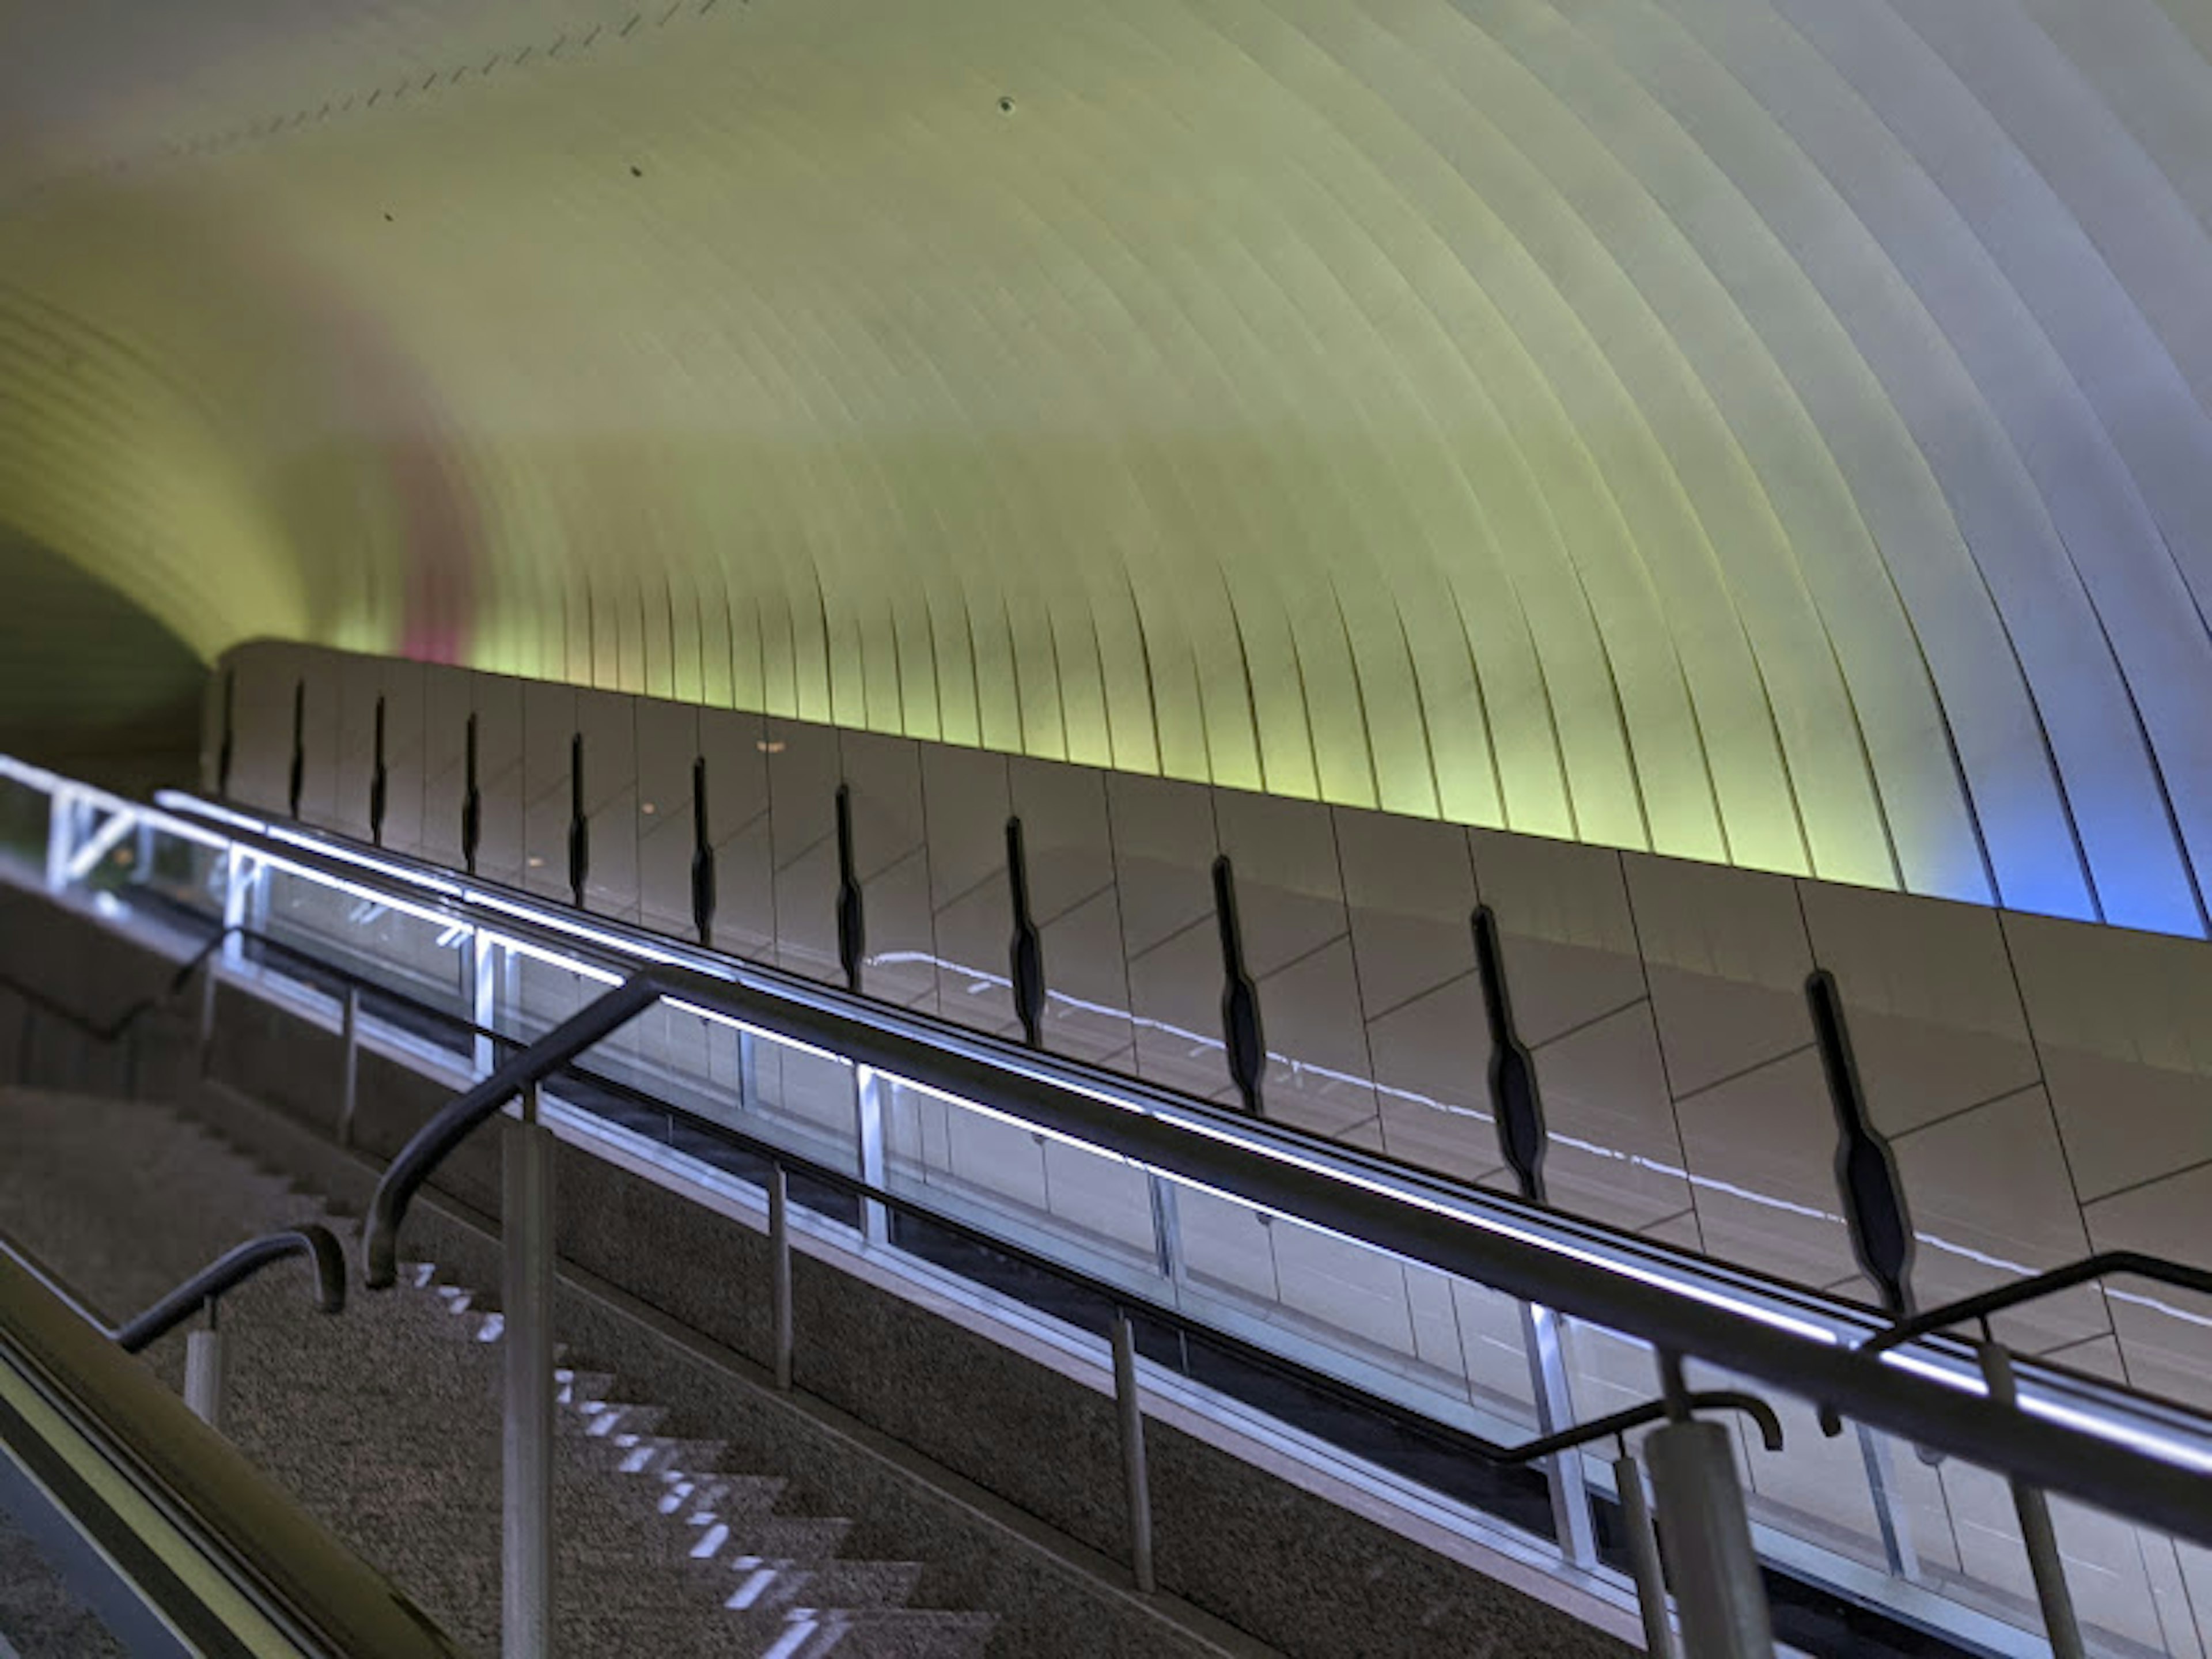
[1669,1040,1821,1111]
[1525,993,1651,1057]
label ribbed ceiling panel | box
[5,0,2211,932]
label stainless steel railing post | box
[1979,1339,2085,1659]
[468,930,498,1081]
[853,1065,889,1246]
[43,784,75,892]
[503,1084,556,1659]
[770,1164,794,1392]
[1614,1446,1675,1658]
[1112,1311,1156,1593]
[1857,1423,1921,1581]
[219,848,253,972]
[1146,1173,1185,1287]
[184,1300,223,1430]
[1645,1353,1774,1659]
[1522,1301,1599,1569]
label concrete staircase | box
[0,1088,995,1658]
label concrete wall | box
[209,643,2212,1387]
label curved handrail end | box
[113,1225,348,1353]
[361,969,662,1293]
[362,1227,401,1293]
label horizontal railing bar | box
[3,1216,345,1368]
[1860,1253,2212,1359]
[65,782,2212,1546]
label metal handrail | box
[1509,1392,1784,1464]
[113,1229,346,1353]
[4,1221,344,1357]
[2,867,1793,1624]
[0,889,1796,1478]
[1854,1251,2212,1361]
[364,973,659,1287]
[50,904,1748,1491]
[344,955,2212,1548]
[50,903,1779,1478]
[1816,1252,2212,1440]
[33,907,1763,1465]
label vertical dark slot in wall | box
[461,714,482,876]
[567,732,590,910]
[287,680,306,820]
[835,783,865,993]
[369,696,389,847]
[1006,816,1046,1047]
[691,755,717,947]
[1214,856,1266,1116]
[1474,906,1548,1204]
[1808,969,1915,1317]
[215,670,237,797]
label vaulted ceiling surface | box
[7,0,2212,933]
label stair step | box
[679,1502,849,1570]
[738,1515,854,1562]
[815,1608,998,1659]
[556,1561,750,1649]
[783,1559,926,1612]
[723,1556,821,1615]
[661,1472,788,1520]
[575,1401,669,1443]
[718,1555,930,1621]
[0,1092,1000,1658]
[593,1433,728,1477]
[554,1366,619,1403]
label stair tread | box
[0,1089,995,1659]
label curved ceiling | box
[6,0,2212,934]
